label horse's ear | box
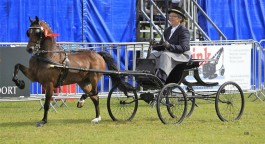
[35,16,39,22]
[29,17,34,24]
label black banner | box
[0,47,30,97]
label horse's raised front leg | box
[36,83,54,127]
[12,63,31,89]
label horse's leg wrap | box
[81,91,98,100]
[77,92,98,108]
[12,78,25,89]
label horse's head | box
[26,16,59,54]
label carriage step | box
[139,92,155,104]
[183,81,219,87]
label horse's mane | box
[40,21,53,34]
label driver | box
[148,6,191,83]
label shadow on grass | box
[0,121,37,127]
[0,118,93,128]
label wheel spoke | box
[215,82,245,122]
[157,83,187,125]
[107,84,138,121]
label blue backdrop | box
[1,0,264,42]
[198,0,265,41]
[0,0,136,42]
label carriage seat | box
[135,59,159,89]
[135,58,218,88]
[135,59,156,74]
[166,59,219,87]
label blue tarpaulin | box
[0,0,136,42]
[0,0,83,42]
[83,0,136,42]
[198,0,265,41]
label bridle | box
[27,26,44,55]
[26,24,59,55]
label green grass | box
[0,95,265,144]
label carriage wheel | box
[185,87,196,118]
[215,81,245,122]
[156,83,187,124]
[107,84,138,121]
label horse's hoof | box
[18,80,25,89]
[36,121,46,127]
[77,99,85,108]
[91,116,101,124]
[13,78,25,89]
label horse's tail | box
[97,51,134,92]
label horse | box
[12,16,131,127]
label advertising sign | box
[0,47,30,97]
[188,44,252,90]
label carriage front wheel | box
[215,81,245,122]
[156,83,187,125]
[107,84,138,121]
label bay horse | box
[12,16,131,127]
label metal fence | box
[1,40,264,100]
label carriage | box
[51,52,245,125]
[107,58,245,124]
[13,16,244,126]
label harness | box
[32,52,70,89]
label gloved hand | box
[163,41,170,49]
[153,46,165,51]
[150,39,158,46]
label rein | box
[34,47,113,55]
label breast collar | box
[32,55,62,66]
[32,54,70,88]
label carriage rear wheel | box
[215,81,245,122]
[156,83,187,124]
[107,84,138,121]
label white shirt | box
[169,25,179,39]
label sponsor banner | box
[0,47,30,97]
[0,86,18,95]
[185,44,252,90]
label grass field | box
[0,94,265,144]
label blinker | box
[26,26,59,38]
[26,27,44,38]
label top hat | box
[168,7,187,20]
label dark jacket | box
[155,24,190,53]
[149,24,191,78]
